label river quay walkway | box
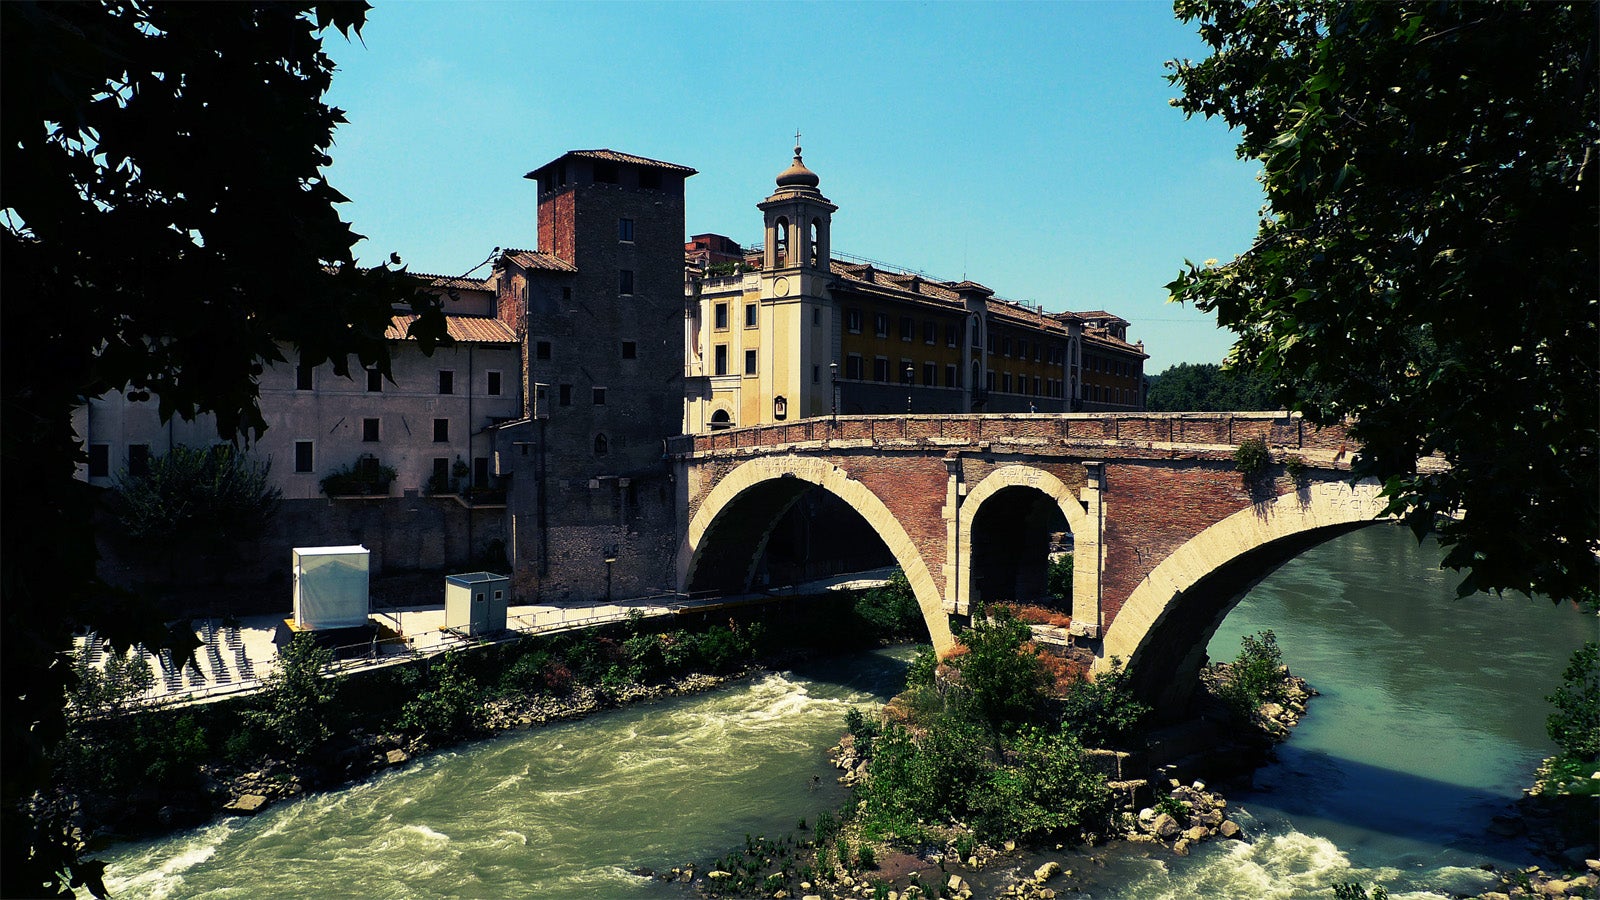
[70,568,897,710]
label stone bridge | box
[672,412,1400,708]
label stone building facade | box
[487,150,695,602]
[682,147,1148,434]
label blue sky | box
[321,1,1265,373]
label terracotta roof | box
[1083,331,1148,357]
[1075,310,1128,324]
[410,272,494,292]
[500,249,577,273]
[387,314,518,344]
[530,149,698,176]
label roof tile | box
[387,314,518,344]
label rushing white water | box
[90,654,912,899]
[86,525,1593,899]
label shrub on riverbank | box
[845,609,1142,848]
[1535,640,1599,797]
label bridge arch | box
[681,456,957,655]
[954,465,1089,614]
[1099,479,1389,711]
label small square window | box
[714,303,729,330]
[366,368,383,392]
[845,355,864,380]
[294,441,314,473]
[923,321,936,344]
[592,387,607,406]
[812,364,820,384]
[296,363,313,391]
[619,270,634,295]
[874,313,889,338]
[714,344,728,376]
[84,443,108,477]
[363,418,380,442]
[745,304,759,328]
[946,323,958,348]
[559,384,573,406]
[487,371,502,396]
[846,309,862,333]
[813,308,822,326]
[923,362,936,386]
[900,316,914,341]
[618,217,635,241]
[945,364,958,388]
[621,341,637,359]
[873,357,890,383]
[439,370,454,395]
[536,340,552,361]
[744,349,757,376]
[433,418,449,442]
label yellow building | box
[683,147,1147,432]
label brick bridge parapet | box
[671,412,1403,706]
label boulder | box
[1184,826,1210,843]
[947,874,967,893]
[1152,813,1180,839]
[1034,861,1060,882]
[385,749,409,766]
[223,794,269,816]
[1218,820,1242,839]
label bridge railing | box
[676,412,1349,457]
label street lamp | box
[830,361,839,426]
[905,364,915,414]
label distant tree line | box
[1144,362,1278,412]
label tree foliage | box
[947,609,1051,743]
[113,445,281,572]
[1546,640,1599,762]
[1145,362,1277,412]
[1166,0,1598,607]
[247,633,340,759]
[1,3,445,893]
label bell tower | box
[757,140,838,420]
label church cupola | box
[776,144,821,191]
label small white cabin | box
[445,571,509,637]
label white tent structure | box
[292,546,371,630]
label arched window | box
[774,217,789,265]
[709,409,733,430]
[594,433,609,455]
[809,219,821,268]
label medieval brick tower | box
[494,150,696,600]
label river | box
[90,524,1593,899]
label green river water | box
[91,525,1594,899]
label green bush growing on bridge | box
[1232,436,1271,480]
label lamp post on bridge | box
[830,361,839,426]
[905,364,915,414]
